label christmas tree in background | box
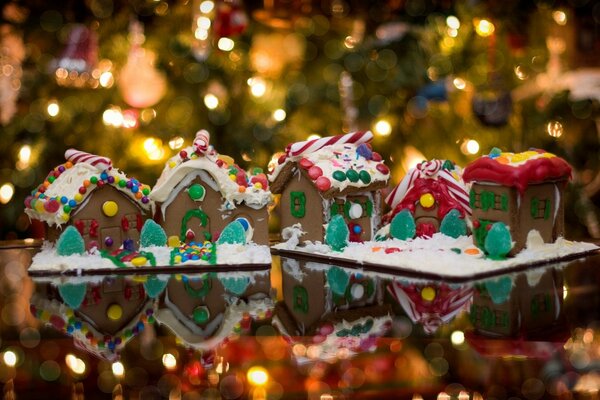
[0,0,598,239]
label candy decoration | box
[220,276,250,296]
[346,169,359,182]
[102,201,118,217]
[143,276,168,299]
[349,203,363,219]
[421,287,436,301]
[193,130,210,154]
[107,304,123,321]
[439,209,467,238]
[299,158,314,169]
[217,220,246,244]
[131,256,147,266]
[57,226,85,256]
[333,171,346,181]
[350,283,365,300]
[308,166,323,180]
[188,184,206,201]
[104,237,114,247]
[193,306,210,324]
[358,170,371,184]
[65,149,113,170]
[167,236,180,248]
[419,193,435,209]
[325,214,349,252]
[484,276,513,304]
[385,159,470,213]
[356,143,373,160]
[376,163,389,175]
[315,176,331,191]
[390,210,416,241]
[326,266,350,296]
[140,220,167,247]
[484,222,513,260]
[286,131,374,157]
[58,283,87,309]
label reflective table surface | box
[1,241,599,399]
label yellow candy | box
[131,256,147,266]
[168,235,180,248]
[35,201,45,212]
[74,193,83,202]
[175,274,182,281]
[540,152,555,158]
[254,182,263,189]
[421,287,436,302]
[169,161,177,168]
[102,201,119,217]
[229,174,236,181]
[174,255,182,264]
[61,213,70,222]
[218,154,235,166]
[132,275,148,283]
[65,309,74,317]
[419,193,435,209]
[510,153,529,163]
[107,304,123,321]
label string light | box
[247,366,268,386]
[199,0,214,13]
[168,136,184,149]
[46,100,60,117]
[18,145,31,164]
[553,10,567,26]
[143,138,165,160]
[461,139,480,155]
[99,71,114,88]
[450,330,465,346]
[112,361,125,378]
[474,19,495,37]
[452,77,466,90]
[65,354,86,375]
[3,351,16,367]
[248,77,267,98]
[217,38,234,51]
[162,354,177,370]
[0,183,14,204]
[204,93,219,109]
[446,16,460,30]
[273,109,286,121]
[374,119,392,136]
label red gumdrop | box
[216,159,224,167]
[236,171,247,186]
[472,219,480,228]
[180,150,188,159]
[24,196,33,208]
[372,152,382,162]
[186,230,195,240]
[319,323,334,336]
[376,163,389,174]
[299,158,314,169]
[44,199,60,213]
[251,175,268,189]
[315,176,331,191]
[308,166,323,180]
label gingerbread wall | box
[279,171,325,243]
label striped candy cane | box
[65,149,112,170]
[193,130,210,154]
[285,131,373,157]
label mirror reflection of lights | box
[112,361,125,377]
[246,366,268,386]
[65,354,86,374]
[162,353,177,370]
[3,351,17,367]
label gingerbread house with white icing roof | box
[24,149,152,251]
[384,159,471,237]
[150,130,272,245]
[463,148,572,255]
[268,131,390,243]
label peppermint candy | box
[285,131,373,157]
[64,149,112,170]
[193,130,210,154]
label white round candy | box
[350,283,364,299]
[349,203,363,219]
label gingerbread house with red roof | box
[268,131,390,243]
[24,149,152,251]
[150,130,272,245]
[384,159,471,237]
[463,148,571,255]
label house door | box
[100,226,122,251]
[181,209,211,242]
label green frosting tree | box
[217,220,247,244]
[325,214,349,252]
[56,226,85,256]
[389,209,416,240]
[140,220,168,247]
[484,222,513,260]
[440,209,467,238]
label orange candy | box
[495,156,509,164]
[238,186,246,193]
[465,248,481,255]
[83,179,90,187]
[65,162,73,168]
[135,192,143,199]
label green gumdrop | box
[325,214,349,252]
[484,222,513,260]
[440,209,467,238]
[359,170,371,184]
[489,147,502,157]
[220,276,250,296]
[140,220,168,247]
[389,209,416,241]
[332,170,346,181]
[188,184,205,201]
[58,283,87,309]
[144,276,168,298]
[56,226,85,256]
[326,266,350,296]
[484,276,513,304]
[346,169,359,182]
[217,220,247,245]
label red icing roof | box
[463,152,571,193]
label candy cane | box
[193,130,210,154]
[65,149,112,170]
[285,131,373,157]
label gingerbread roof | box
[385,159,471,214]
[268,131,390,198]
[24,149,152,227]
[150,130,271,209]
[463,149,572,194]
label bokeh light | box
[374,119,392,137]
[446,16,460,30]
[217,38,235,51]
[204,93,219,110]
[273,109,286,121]
[553,10,567,25]
[199,0,214,13]
[46,100,60,117]
[3,351,17,367]
[547,120,563,138]
[474,19,495,37]
[247,366,269,386]
[112,361,125,378]
[65,354,86,375]
[143,138,165,160]
[451,330,465,346]
[0,183,15,204]
[162,353,177,370]
[248,77,267,98]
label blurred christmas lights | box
[111,361,125,378]
[374,119,392,136]
[247,366,269,386]
[474,19,495,37]
[0,183,15,204]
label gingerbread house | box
[384,159,471,237]
[24,149,152,252]
[272,257,392,363]
[150,130,272,245]
[268,131,390,243]
[153,271,273,354]
[30,276,155,361]
[463,149,571,255]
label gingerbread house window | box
[530,198,551,220]
[290,191,306,218]
[293,285,308,313]
[330,199,373,219]
[470,189,508,212]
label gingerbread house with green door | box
[150,131,272,245]
[268,131,390,243]
[463,149,571,255]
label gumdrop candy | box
[326,266,350,296]
[217,220,247,245]
[123,239,135,251]
[140,220,168,247]
[220,276,250,296]
[389,210,416,241]
[56,226,85,256]
[484,222,513,260]
[484,276,513,304]
[325,214,349,252]
[439,209,467,238]
[356,143,373,160]
[144,276,168,299]
[188,184,206,201]
[58,283,87,309]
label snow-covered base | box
[29,242,272,274]
[273,232,599,279]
